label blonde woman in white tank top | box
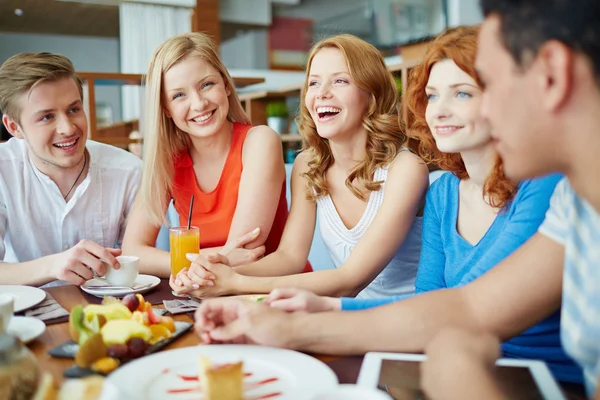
[170,34,428,300]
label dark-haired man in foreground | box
[193,0,600,398]
[422,0,600,397]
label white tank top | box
[316,161,422,299]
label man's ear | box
[2,114,24,139]
[536,40,573,112]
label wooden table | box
[29,286,586,400]
[30,285,363,389]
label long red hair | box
[405,26,517,208]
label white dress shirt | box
[0,138,142,266]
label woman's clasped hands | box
[169,227,264,298]
[170,252,239,298]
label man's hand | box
[194,298,296,347]
[421,328,503,400]
[265,288,341,313]
[49,239,121,285]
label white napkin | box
[163,299,201,315]
[24,293,69,322]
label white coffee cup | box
[103,256,139,287]
[312,384,393,400]
[0,294,14,334]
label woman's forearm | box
[341,294,412,311]
[232,268,360,297]
[130,244,171,277]
[232,250,306,277]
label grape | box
[107,344,129,359]
[127,338,149,358]
[121,294,140,313]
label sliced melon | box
[100,319,152,345]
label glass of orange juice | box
[169,226,200,276]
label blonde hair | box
[0,52,83,123]
[139,32,251,226]
[299,34,406,201]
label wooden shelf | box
[280,134,302,142]
[232,76,266,88]
[238,88,301,102]
[239,85,302,127]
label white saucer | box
[81,274,161,298]
[7,316,46,344]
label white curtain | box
[119,2,192,123]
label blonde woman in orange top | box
[123,33,291,278]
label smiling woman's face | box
[304,47,370,140]
[162,56,231,140]
[425,59,491,154]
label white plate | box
[101,344,339,400]
[357,352,566,400]
[0,285,46,312]
[7,316,46,344]
[312,384,392,400]
[81,274,161,298]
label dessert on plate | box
[198,355,243,400]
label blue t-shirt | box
[342,173,582,383]
[539,178,600,396]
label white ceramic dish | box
[312,384,392,400]
[0,293,14,333]
[81,274,160,298]
[100,344,339,400]
[357,352,566,400]
[0,285,46,313]
[7,316,46,344]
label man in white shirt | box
[0,52,142,287]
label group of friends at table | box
[0,0,599,398]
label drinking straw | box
[187,195,194,230]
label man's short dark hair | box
[480,0,600,85]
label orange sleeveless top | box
[171,123,288,256]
